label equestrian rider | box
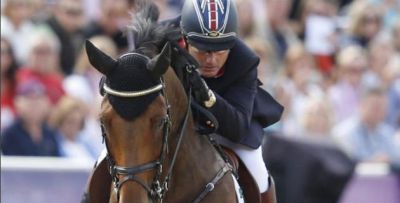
[168,0,284,202]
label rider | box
[170,0,284,202]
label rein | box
[101,79,192,202]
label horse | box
[81,13,240,203]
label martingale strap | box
[192,164,233,203]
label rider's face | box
[188,44,230,78]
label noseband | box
[100,77,192,202]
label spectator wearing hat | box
[1,79,61,156]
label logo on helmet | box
[181,0,238,51]
[194,0,230,36]
[208,31,220,37]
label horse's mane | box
[128,4,180,57]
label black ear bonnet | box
[86,39,171,120]
[105,53,162,120]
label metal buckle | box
[206,183,215,192]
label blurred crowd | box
[1,0,399,167]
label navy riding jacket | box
[204,38,283,148]
[165,16,284,149]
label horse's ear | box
[147,42,171,78]
[86,40,117,75]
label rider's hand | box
[189,72,216,108]
[189,70,210,103]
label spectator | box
[392,19,400,52]
[364,32,396,89]
[83,0,133,53]
[1,79,60,156]
[153,0,179,21]
[1,0,37,64]
[291,0,339,41]
[244,36,278,92]
[68,35,118,105]
[342,1,383,48]
[48,96,97,161]
[302,0,340,75]
[378,0,400,29]
[63,35,119,157]
[16,29,65,105]
[300,96,334,140]
[1,37,19,131]
[275,43,323,136]
[328,45,367,123]
[383,55,400,129]
[333,86,400,166]
[263,0,299,61]
[28,0,51,23]
[44,0,86,75]
[237,0,256,38]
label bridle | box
[99,50,232,203]
[100,76,192,202]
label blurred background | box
[1,0,399,202]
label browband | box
[103,83,163,98]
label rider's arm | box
[207,62,258,143]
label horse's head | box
[87,36,189,202]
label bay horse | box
[81,14,239,203]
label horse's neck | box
[162,68,227,200]
[165,118,226,200]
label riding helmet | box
[181,0,238,51]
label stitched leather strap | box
[192,164,232,203]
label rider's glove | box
[188,71,216,108]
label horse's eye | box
[154,117,166,130]
[157,119,164,129]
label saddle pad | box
[232,174,245,203]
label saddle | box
[222,147,261,203]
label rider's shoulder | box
[226,39,260,71]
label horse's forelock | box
[99,5,179,121]
[128,4,179,57]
